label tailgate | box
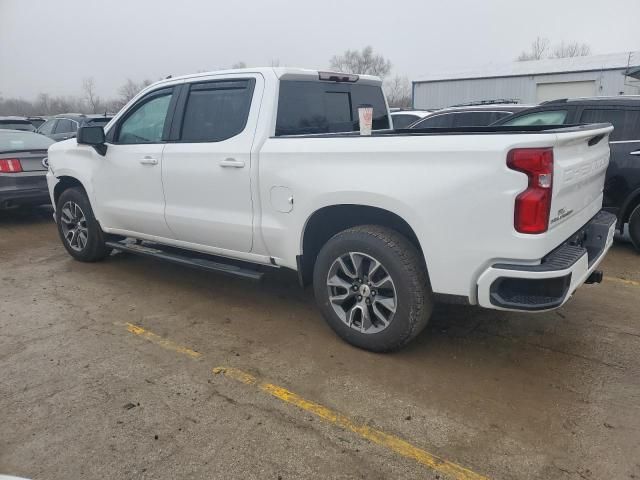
[549,125,613,231]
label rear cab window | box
[275,80,389,136]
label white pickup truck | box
[47,67,616,352]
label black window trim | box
[108,86,177,145]
[169,77,257,144]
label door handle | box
[219,158,245,168]
[140,157,158,165]
[630,150,640,156]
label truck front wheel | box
[56,187,111,262]
[313,225,432,352]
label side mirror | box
[77,126,107,156]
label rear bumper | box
[0,173,50,208]
[477,210,616,312]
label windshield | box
[0,121,36,132]
[0,130,55,152]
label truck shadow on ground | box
[105,251,599,379]
[0,205,54,225]
[5,204,619,387]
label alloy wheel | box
[326,251,398,334]
[60,201,89,252]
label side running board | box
[105,240,265,281]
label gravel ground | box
[1,206,639,480]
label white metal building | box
[413,51,640,109]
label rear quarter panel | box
[258,128,611,301]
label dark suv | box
[409,104,534,128]
[37,113,113,142]
[495,97,640,251]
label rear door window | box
[579,108,640,141]
[38,119,56,135]
[502,110,568,126]
[276,80,389,135]
[54,119,76,134]
[179,79,255,142]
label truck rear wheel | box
[313,225,432,352]
[629,204,640,252]
[56,187,111,262]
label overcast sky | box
[1,0,639,100]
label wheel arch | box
[53,175,88,207]
[298,204,425,286]
[619,187,640,227]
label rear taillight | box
[0,158,23,173]
[507,148,553,234]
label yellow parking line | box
[125,323,202,359]
[604,276,640,287]
[213,367,489,480]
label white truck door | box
[93,87,176,237]
[161,75,263,252]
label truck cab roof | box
[148,67,383,92]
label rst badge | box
[550,207,574,224]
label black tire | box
[56,187,111,262]
[313,225,432,352]
[629,204,640,252]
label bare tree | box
[35,93,52,115]
[0,78,152,116]
[82,77,101,113]
[117,78,152,108]
[384,75,412,108]
[518,37,592,61]
[517,37,550,61]
[231,61,247,69]
[552,41,591,58]
[329,46,392,78]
